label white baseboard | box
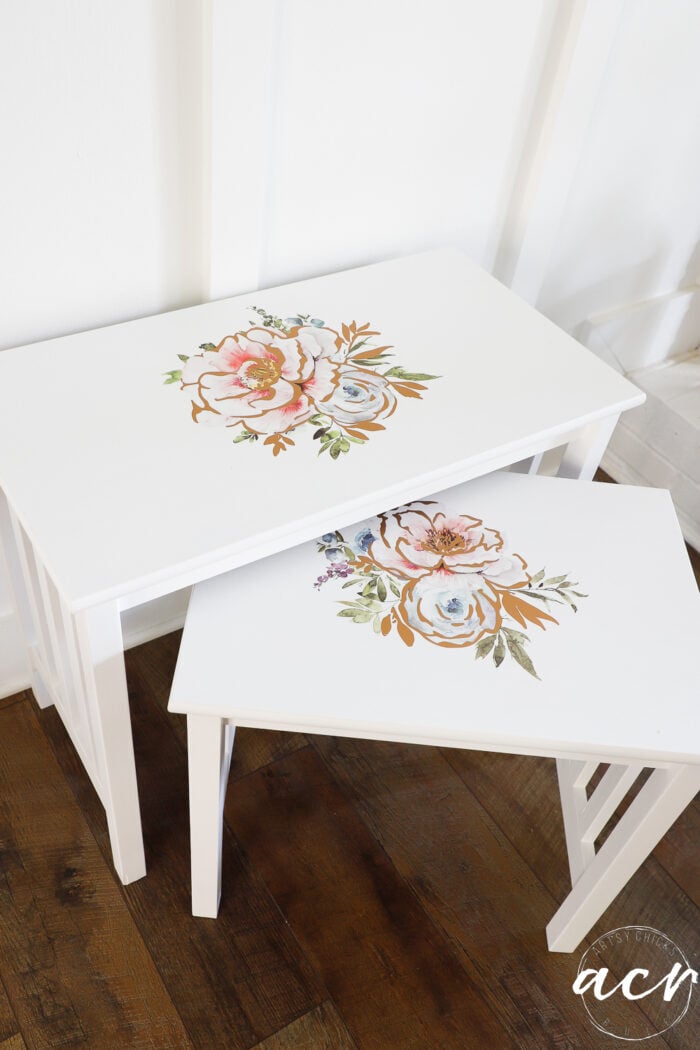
[0,610,30,700]
[577,286,700,374]
[0,589,190,701]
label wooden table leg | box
[558,413,620,480]
[187,714,235,917]
[547,762,700,952]
[75,602,147,884]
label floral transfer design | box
[314,501,586,678]
[164,307,439,457]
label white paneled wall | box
[0,0,208,691]
[539,0,700,354]
[1,0,699,695]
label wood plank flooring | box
[0,516,698,1047]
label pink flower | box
[366,504,530,586]
[181,326,341,436]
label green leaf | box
[389,578,401,598]
[341,578,358,589]
[475,634,497,660]
[199,342,216,351]
[337,609,358,618]
[349,355,394,367]
[373,614,383,634]
[493,634,506,668]
[330,443,342,460]
[530,569,545,586]
[571,591,588,598]
[232,429,253,443]
[501,626,528,643]
[342,546,355,562]
[384,366,440,381]
[556,591,578,612]
[542,574,568,587]
[177,353,189,363]
[163,370,182,384]
[362,582,376,597]
[338,438,351,453]
[377,578,387,602]
[346,434,368,444]
[353,611,374,624]
[521,590,565,606]
[505,635,540,680]
[348,337,372,352]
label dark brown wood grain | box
[225,744,520,1049]
[0,1034,27,1050]
[0,962,21,1043]
[314,735,680,1050]
[1,609,697,1048]
[251,1001,357,1050]
[131,629,308,780]
[442,747,699,1049]
[0,697,192,1049]
[37,655,325,1050]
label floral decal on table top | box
[164,307,439,458]
[314,500,586,678]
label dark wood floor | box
[0,552,698,1047]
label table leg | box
[0,490,55,708]
[558,413,620,480]
[547,762,700,952]
[75,602,147,884]
[187,714,235,917]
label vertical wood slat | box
[34,559,71,721]
[558,414,620,480]
[75,603,146,884]
[509,452,545,475]
[208,0,278,299]
[556,757,597,885]
[548,762,700,951]
[0,490,34,646]
[7,509,57,706]
[506,0,626,304]
[572,759,598,791]
[579,762,643,844]
[58,599,100,788]
[2,500,103,798]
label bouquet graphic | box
[165,307,438,458]
[314,500,585,679]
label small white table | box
[169,472,700,950]
[0,249,644,883]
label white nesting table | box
[0,248,644,883]
[169,472,700,949]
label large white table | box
[0,249,644,883]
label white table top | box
[171,473,700,766]
[0,249,643,611]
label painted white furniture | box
[169,472,700,951]
[0,249,644,885]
